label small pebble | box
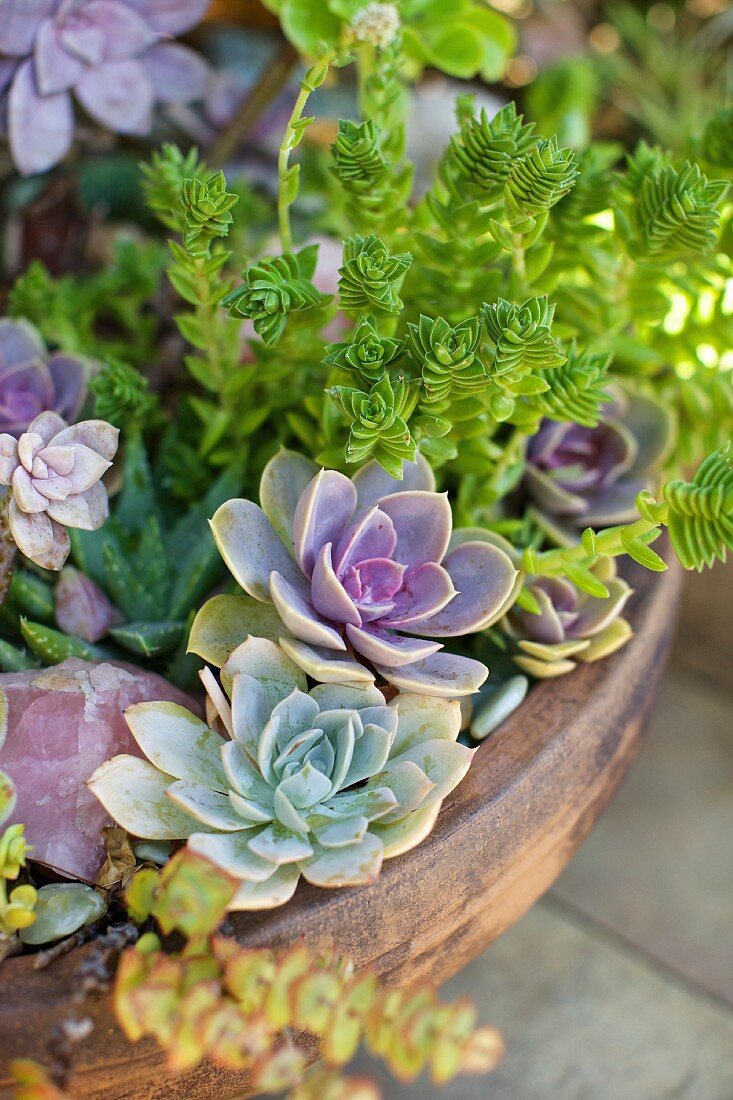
[133,840,172,866]
[471,675,529,741]
[19,883,107,946]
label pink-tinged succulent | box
[525,391,671,535]
[0,319,87,436]
[506,559,633,677]
[0,0,210,176]
[0,410,118,570]
[201,451,519,697]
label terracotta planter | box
[0,555,683,1100]
[205,0,278,28]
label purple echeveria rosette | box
[505,559,633,678]
[0,318,87,436]
[209,450,519,697]
[525,391,672,539]
[0,0,211,175]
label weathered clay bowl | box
[0,555,683,1100]
[205,0,278,28]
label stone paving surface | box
[352,665,733,1098]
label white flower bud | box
[350,2,401,49]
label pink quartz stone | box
[0,659,201,883]
[55,567,124,643]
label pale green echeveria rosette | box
[189,450,519,699]
[88,637,474,910]
[505,558,633,678]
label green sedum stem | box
[278,59,331,252]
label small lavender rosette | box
[525,391,671,539]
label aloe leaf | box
[115,431,160,535]
[110,620,185,658]
[0,638,40,672]
[20,620,114,665]
[8,572,55,623]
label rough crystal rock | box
[0,659,198,882]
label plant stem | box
[527,511,670,576]
[356,42,376,119]
[208,42,298,167]
[489,427,526,499]
[0,495,17,607]
[511,233,527,298]
[278,60,330,252]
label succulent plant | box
[448,102,536,200]
[0,319,87,437]
[0,411,118,571]
[0,0,210,175]
[0,436,240,685]
[324,316,403,385]
[506,559,633,677]
[331,119,390,194]
[407,314,484,405]
[482,296,565,380]
[192,450,518,697]
[89,636,475,908]
[179,172,239,253]
[525,390,671,535]
[328,374,418,477]
[338,235,411,316]
[0,823,37,937]
[223,246,329,348]
[504,137,578,227]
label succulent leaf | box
[665,443,733,571]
